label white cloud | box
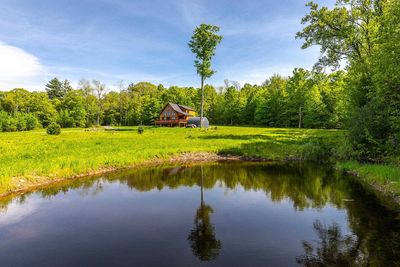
[0,41,48,90]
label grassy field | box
[0,126,343,194]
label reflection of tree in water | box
[296,220,366,267]
[2,162,399,265]
[187,165,222,261]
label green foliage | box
[46,122,61,135]
[296,0,378,70]
[24,114,39,130]
[0,69,349,132]
[0,112,38,132]
[189,24,223,128]
[45,78,71,100]
[188,24,223,79]
[302,138,334,163]
[297,0,400,162]
[2,116,17,132]
[0,111,7,130]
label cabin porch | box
[154,119,188,127]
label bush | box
[3,117,17,132]
[16,114,27,131]
[25,114,39,130]
[0,112,39,132]
[0,111,8,131]
[46,123,61,135]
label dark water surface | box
[0,162,399,267]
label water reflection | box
[296,220,363,267]
[0,162,398,267]
[188,166,222,261]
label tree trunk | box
[200,165,204,205]
[298,106,302,128]
[200,76,204,128]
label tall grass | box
[338,161,400,197]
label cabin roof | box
[177,104,194,111]
[161,103,193,116]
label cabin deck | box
[154,119,188,127]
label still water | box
[0,162,399,267]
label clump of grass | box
[302,138,334,163]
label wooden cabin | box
[155,103,196,127]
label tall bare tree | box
[92,80,107,126]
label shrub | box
[16,114,27,131]
[3,117,17,132]
[46,123,61,135]
[0,112,40,132]
[0,111,8,131]
[25,114,39,130]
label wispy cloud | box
[223,17,300,40]
[173,0,208,29]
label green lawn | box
[0,126,343,193]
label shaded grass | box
[0,126,343,193]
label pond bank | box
[1,151,399,208]
[0,152,265,199]
[337,161,400,206]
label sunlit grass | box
[0,126,344,193]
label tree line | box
[0,68,348,131]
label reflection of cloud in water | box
[0,199,40,227]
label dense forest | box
[1,0,399,162]
[0,69,347,129]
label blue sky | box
[0,0,335,91]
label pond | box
[0,162,399,267]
